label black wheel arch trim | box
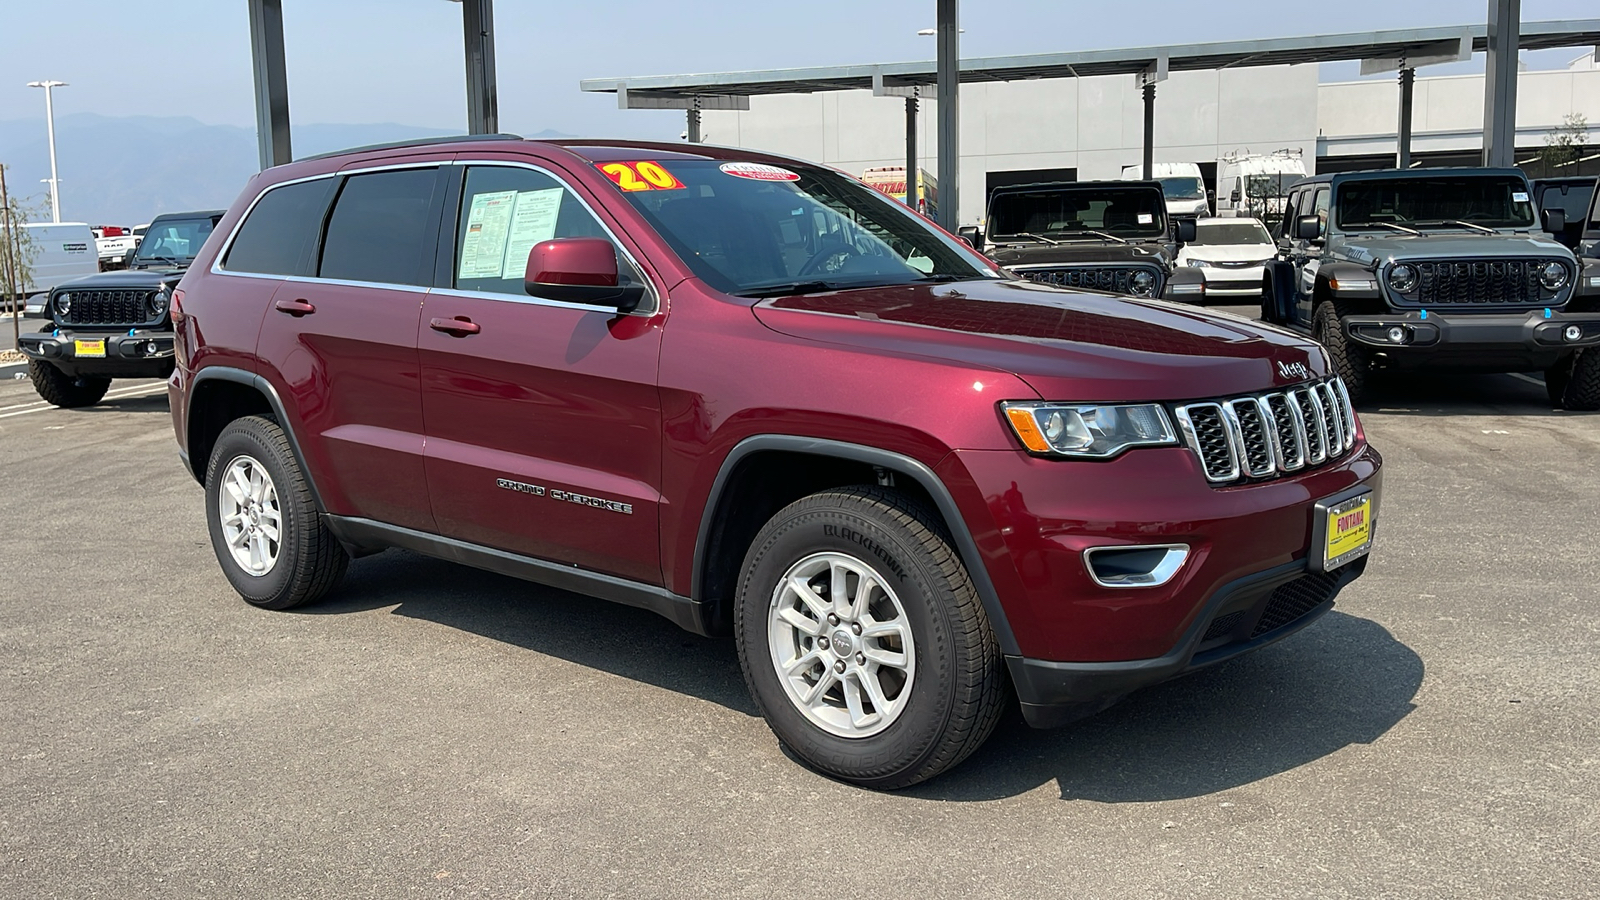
[692,434,1021,656]
[186,366,326,514]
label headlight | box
[148,290,169,317]
[1387,264,1418,293]
[56,293,72,315]
[1002,402,1177,458]
[1539,260,1569,291]
[1129,270,1156,296]
[1186,259,1210,268]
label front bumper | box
[938,440,1382,729]
[1342,309,1600,369]
[18,328,176,376]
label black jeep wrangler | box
[1261,168,1600,409]
[19,211,223,407]
[962,181,1200,300]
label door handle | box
[429,316,481,337]
[274,298,316,317]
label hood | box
[751,278,1327,403]
[54,268,182,291]
[986,239,1171,268]
[1178,243,1275,264]
[1332,232,1574,266]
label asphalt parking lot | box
[2,306,1597,899]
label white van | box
[1215,150,1307,220]
[8,222,99,313]
[1120,162,1209,218]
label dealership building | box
[588,40,1599,227]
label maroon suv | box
[169,136,1382,788]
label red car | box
[169,136,1382,788]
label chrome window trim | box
[209,158,661,317]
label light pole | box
[918,17,964,230]
[27,80,68,223]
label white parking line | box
[1507,372,1545,387]
[0,383,167,420]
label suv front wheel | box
[204,415,349,610]
[1312,300,1372,404]
[1550,349,1600,411]
[735,486,1006,789]
[28,361,110,408]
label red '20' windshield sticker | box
[719,162,800,182]
[597,161,685,192]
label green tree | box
[1538,112,1590,175]
[1,162,43,312]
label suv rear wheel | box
[735,486,1006,789]
[1312,300,1372,404]
[204,415,348,610]
[28,361,110,408]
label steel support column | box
[1142,81,1155,180]
[1483,0,1520,167]
[461,0,499,135]
[935,0,959,230]
[686,107,701,143]
[905,95,918,212]
[1397,67,1416,168]
[247,0,291,169]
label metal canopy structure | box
[583,18,1600,220]
[246,0,501,170]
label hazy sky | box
[1,0,1595,139]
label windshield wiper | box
[1073,229,1128,245]
[733,280,839,299]
[1351,221,1422,237]
[1440,220,1499,235]
[1012,232,1060,245]
[136,254,184,267]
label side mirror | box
[1230,189,1241,204]
[1175,218,1197,244]
[525,237,645,312]
[1295,215,1322,241]
[1542,207,1567,236]
[957,225,982,250]
[122,247,136,266]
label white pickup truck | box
[91,225,139,270]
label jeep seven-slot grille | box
[60,289,152,326]
[1176,378,1356,485]
[1012,264,1164,298]
[1400,259,1567,307]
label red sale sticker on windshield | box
[719,162,800,182]
[597,161,685,192]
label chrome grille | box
[1177,378,1357,484]
[1399,258,1567,307]
[1012,264,1164,298]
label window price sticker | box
[598,161,685,192]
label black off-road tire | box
[1556,349,1600,411]
[735,486,1006,790]
[1312,300,1371,404]
[205,415,348,610]
[28,360,111,408]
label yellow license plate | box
[74,339,106,358]
[1324,495,1373,569]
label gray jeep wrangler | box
[1262,168,1600,408]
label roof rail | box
[297,133,523,163]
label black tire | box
[1557,348,1600,411]
[204,415,348,610]
[28,360,111,408]
[1311,300,1371,404]
[735,486,1006,789]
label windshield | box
[1194,221,1273,245]
[1336,176,1536,231]
[603,158,992,295]
[1156,177,1205,200]
[987,186,1166,240]
[132,217,216,263]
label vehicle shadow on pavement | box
[1358,371,1585,417]
[909,611,1422,803]
[308,549,760,716]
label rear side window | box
[223,178,335,276]
[319,168,440,286]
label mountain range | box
[0,113,571,225]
